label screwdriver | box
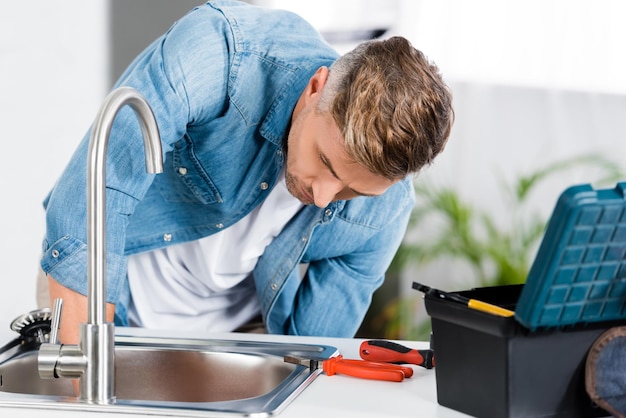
[413,281,515,317]
[359,340,435,369]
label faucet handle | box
[49,298,63,344]
[39,298,65,380]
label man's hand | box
[47,275,116,395]
[47,275,116,345]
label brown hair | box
[318,36,454,180]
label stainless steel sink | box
[3,88,337,416]
[0,332,337,416]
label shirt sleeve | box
[41,5,232,303]
[258,180,416,337]
[285,201,413,337]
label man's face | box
[284,99,396,209]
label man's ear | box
[307,66,329,98]
[294,67,330,116]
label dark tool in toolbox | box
[360,339,435,369]
[284,354,413,382]
[413,281,515,317]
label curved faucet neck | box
[87,87,164,325]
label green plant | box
[358,153,625,340]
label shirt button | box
[216,223,224,229]
[324,209,332,217]
[260,182,269,190]
[271,283,278,290]
[178,167,188,175]
[163,233,172,242]
[51,249,60,258]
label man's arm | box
[41,6,232,318]
[48,275,115,345]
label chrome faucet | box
[38,87,164,404]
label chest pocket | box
[156,136,222,204]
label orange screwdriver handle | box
[360,340,435,369]
[322,356,407,382]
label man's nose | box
[312,177,343,208]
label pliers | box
[359,340,435,369]
[284,354,414,382]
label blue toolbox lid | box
[516,182,626,329]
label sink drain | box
[9,308,52,342]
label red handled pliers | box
[360,340,435,369]
[284,354,414,382]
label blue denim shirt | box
[41,0,415,337]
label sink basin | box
[0,333,337,416]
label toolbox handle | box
[616,182,626,199]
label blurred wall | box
[109,0,201,85]
[392,0,626,335]
[397,8,626,252]
[0,1,108,343]
[0,1,200,343]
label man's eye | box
[319,153,327,166]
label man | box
[39,0,453,343]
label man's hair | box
[317,36,454,181]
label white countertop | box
[0,329,470,418]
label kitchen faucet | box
[38,86,164,404]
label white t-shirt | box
[126,169,303,332]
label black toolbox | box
[422,182,626,418]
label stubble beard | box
[284,167,313,206]
[283,124,314,206]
